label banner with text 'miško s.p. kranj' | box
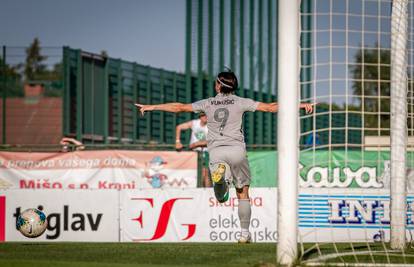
[1,150,414,190]
[0,150,197,190]
[247,150,414,189]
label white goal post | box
[277,0,411,265]
[277,0,300,265]
[390,0,408,250]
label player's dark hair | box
[216,71,238,94]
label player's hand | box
[175,142,183,151]
[300,103,315,114]
[134,103,152,116]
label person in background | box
[175,112,211,187]
[60,137,85,152]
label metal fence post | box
[75,49,83,141]
[185,0,192,122]
[132,63,138,143]
[2,46,6,144]
[145,66,152,141]
[103,58,109,143]
[258,0,264,145]
[62,47,68,136]
[197,0,204,101]
[230,0,236,70]
[208,0,214,97]
[117,59,123,141]
[266,0,274,145]
[219,0,224,70]
[197,151,203,187]
[248,0,255,144]
[239,0,245,98]
[160,69,165,143]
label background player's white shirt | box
[192,93,258,149]
[190,119,208,151]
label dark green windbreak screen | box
[63,47,277,146]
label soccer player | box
[135,70,313,243]
[175,112,211,187]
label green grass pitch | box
[1,242,414,267]
[0,243,277,267]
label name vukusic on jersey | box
[210,99,235,105]
[13,205,103,239]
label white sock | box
[238,199,251,234]
[241,228,250,236]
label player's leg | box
[202,167,211,187]
[209,147,231,203]
[210,162,230,202]
[202,151,212,187]
[230,147,252,243]
[236,186,251,243]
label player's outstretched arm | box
[134,103,193,116]
[256,102,279,112]
[256,102,315,113]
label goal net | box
[296,0,414,265]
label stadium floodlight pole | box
[277,0,299,265]
[390,0,408,250]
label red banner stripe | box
[0,196,5,241]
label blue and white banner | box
[299,188,414,242]
[2,188,414,243]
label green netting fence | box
[63,47,277,146]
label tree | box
[24,38,47,81]
[0,55,23,97]
[100,50,108,58]
[351,45,391,134]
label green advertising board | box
[248,150,414,188]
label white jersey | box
[190,119,208,151]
